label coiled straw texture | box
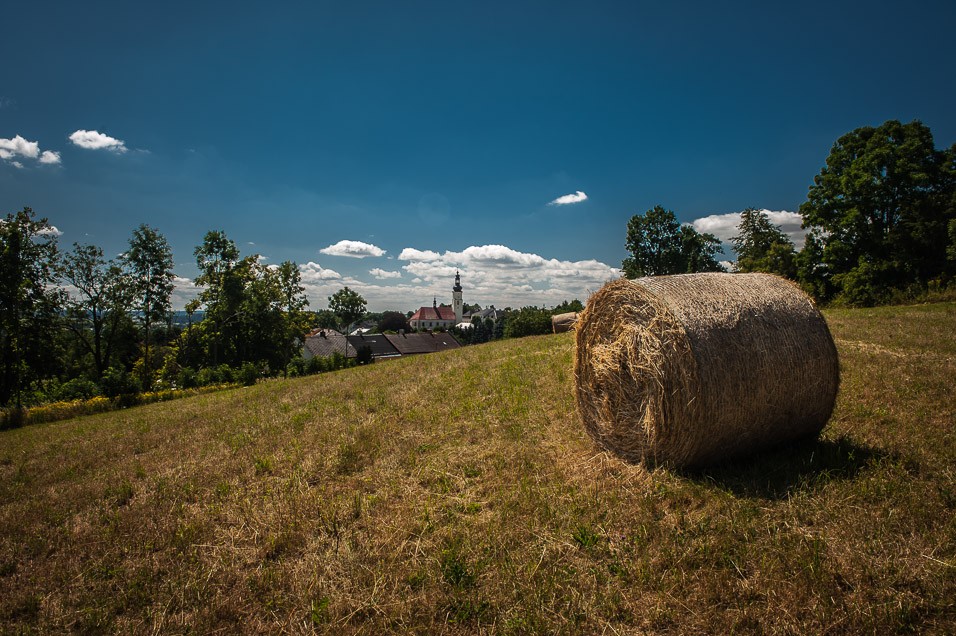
[574,273,839,467]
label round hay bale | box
[552,312,578,334]
[574,273,839,468]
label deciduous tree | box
[622,206,724,278]
[731,208,797,278]
[0,208,64,408]
[328,286,367,332]
[799,119,955,303]
[124,225,174,389]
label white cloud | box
[36,225,63,237]
[370,268,402,280]
[398,248,441,261]
[39,150,61,165]
[10,161,23,169]
[692,209,807,250]
[319,240,386,258]
[69,129,127,152]
[548,190,588,206]
[0,135,40,159]
[170,275,203,309]
[299,261,342,283]
[345,243,622,312]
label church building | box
[408,271,465,330]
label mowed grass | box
[1,304,954,634]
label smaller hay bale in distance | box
[552,312,578,334]
[574,273,839,468]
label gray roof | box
[384,332,461,355]
[303,329,355,358]
[346,333,401,358]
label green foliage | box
[187,231,310,372]
[62,242,139,381]
[98,366,142,399]
[123,225,175,391]
[799,119,956,303]
[55,377,101,401]
[355,345,374,365]
[376,310,409,333]
[731,208,798,278]
[237,362,259,386]
[552,299,584,314]
[622,205,724,278]
[0,207,65,407]
[503,307,552,338]
[328,286,367,331]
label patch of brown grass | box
[0,303,954,633]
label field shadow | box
[682,435,889,500]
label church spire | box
[453,270,462,293]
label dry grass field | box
[1,302,954,634]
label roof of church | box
[409,305,457,321]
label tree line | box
[622,120,956,305]
[0,219,324,410]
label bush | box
[306,356,326,374]
[237,362,259,386]
[56,377,101,401]
[177,367,198,389]
[286,358,307,377]
[99,367,142,399]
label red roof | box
[409,305,457,321]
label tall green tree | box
[0,208,64,408]
[622,205,724,278]
[799,119,955,303]
[192,231,244,366]
[62,243,135,380]
[730,208,797,278]
[124,225,174,389]
[328,286,367,332]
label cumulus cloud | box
[170,275,203,309]
[0,135,40,160]
[548,190,588,206]
[370,268,402,280]
[398,248,441,261]
[319,240,386,258]
[0,135,63,168]
[38,150,61,164]
[69,129,127,152]
[377,243,620,311]
[692,209,807,249]
[299,261,342,282]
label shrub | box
[177,367,198,389]
[56,377,101,401]
[237,362,259,386]
[98,367,142,399]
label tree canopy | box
[0,208,64,407]
[799,119,956,303]
[622,206,724,278]
[730,208,797,278]
[328,286,367,331]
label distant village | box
[302,271,512,362]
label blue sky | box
[3,0,955,311]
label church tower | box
[452,270,463,324]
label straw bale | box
[552,312,578,334]
[574,273,839,467]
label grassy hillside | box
[1,303,954,634]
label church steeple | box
[452,270,463,324]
